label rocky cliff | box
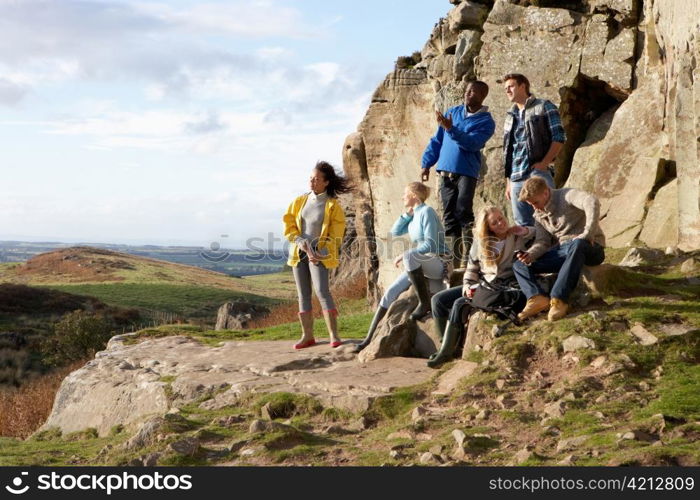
[343,0,700,301]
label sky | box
[0,0,450,249]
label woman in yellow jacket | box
[283,161,351,349]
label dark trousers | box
[513,239,605,302]
[432,286,471,325]
[439,173,478,237]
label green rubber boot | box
[427,320,461,368]
[354,306,388,353]
[433,315,447,341]
[407,267,431,321]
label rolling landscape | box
[0,0,698,474]
[0,245,697,467]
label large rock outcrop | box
[41,335,435,436]
[343,0,700,303]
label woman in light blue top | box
[355,182,448,353]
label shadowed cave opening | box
[555,74,621,186]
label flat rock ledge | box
[41,335,435,436]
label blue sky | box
[0,0,450,248]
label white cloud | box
[134,1,315,38]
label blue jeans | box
[513,239,605,302]
[510,168,555,226]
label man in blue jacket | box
[421,81,495,268]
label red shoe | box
[293,338,316,350]
[330,340,343,348]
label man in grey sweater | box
[513,176,605,321]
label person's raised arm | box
[390,211,413,237]
[421,120,445,180]
[445,114,496,152]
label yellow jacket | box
[283,193,346,269]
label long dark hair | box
[315,161,353,198]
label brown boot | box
[517,295,550,321]
[294,311,316,349]
[548,298,569,321]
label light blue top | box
[390,203,448,255]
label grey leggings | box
[293,253,336,313]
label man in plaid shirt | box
[502,73,566,226]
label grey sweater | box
[296,191,328,248]
[528,188,606,260]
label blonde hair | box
[476,205,505,267]
[407,181,430,202]
[518,176,549,202]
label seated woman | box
[427,205,534,368]
[355,182,448,353]
[283,161,351,349]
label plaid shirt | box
[508,96,566,181]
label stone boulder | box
[447,1,490,32]
[356,294,423,363]
[462,310,493,359]
[453,30,483,82]
[563,335,597,352]
[639,180,679,249]
[215,301,270,330]
[41,335,436,436]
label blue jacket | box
[421,106,496,179]
[390,203,448,255]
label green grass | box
[640,363,700,420]
[125,308,374,345]
[43,283,279,319]
[0,434,120,466]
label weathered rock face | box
[41,335,436,436]
[215,301,270,330]
[343,0,700,303]
[345,69,442,294]
[567,74,665,247]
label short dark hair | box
[467,80,489,98]
[314,161,353,198]
[503,73,530,95]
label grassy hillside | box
[0,284,141,386]
[0,247,298,321]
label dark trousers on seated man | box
[513,238,604,304]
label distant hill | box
[0,240,286,277]
[2,246,241,286]
[0,246,295,299]
[0,247,297,324]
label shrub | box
[41,311,116,367]
[0,360,85,438]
